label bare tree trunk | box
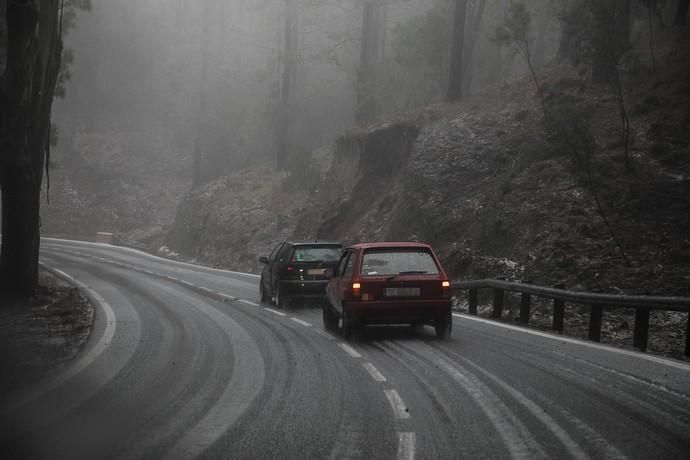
[192,0,210,187]
[676,0,689,25]
[356,0,384,125]
[447,0,467,102]
[1,0,62,298]
[276,0,297,170]
[592,0,617,84]
[461,0,486,95]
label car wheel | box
[435,311,452,339]
[275,285,288,309]
[341,308,355,340]
[259,277,269,304]
[322,301,338,332]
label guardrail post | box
[633,308,650,352]
[588,305,604,342]
[685,312,690,357]
[552,284,565,333]
[492,289,504,318]
[520,292,531,324]
[468,288,478,315]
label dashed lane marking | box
[384,389,410,420]
[396,432,416,460]
[290,317,312,327]
[362,362,386,382]
[237,299,259,307]
[337,342,362,358]
[312,328,336,340]
[264,307,288,317]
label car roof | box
[286,240,342,246]
[348,242,433,250]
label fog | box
[53,0,559,185]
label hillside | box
[162,29,690,298]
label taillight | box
[352,282,361,298]
[442,280,451,298]
[287,266,293,272]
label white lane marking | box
[43,237,261,278]
[338,342,362,358]
[384,389,410,419]
[291,317,312,327]
[397,432,416,460]
[2,267,118,413]
[453,313,690,371]
[165,288,265,459]
[384,340,543,459]
[362,362,386,382]
[264,307,288,317]
[237,299,259,307]
[198,286,215,294]
[312,328,336,340]
[452,359,588,459]
[218,293,237,301]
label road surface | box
[1,239,689,459]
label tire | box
[275,284,288,309]
[341,308,355,340]
[259,277,269,304]
[322,301,338,332]
[435,311,452,339]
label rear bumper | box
[278,280,328,299]
[345,299,451,324]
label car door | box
[271,243,293,294]
[263,243,283,296]
[329,250,355,315]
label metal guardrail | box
[451,279,690,357]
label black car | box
[259,241,343,308]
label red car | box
[323,242,452,339]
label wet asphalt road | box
[1,239,689,459]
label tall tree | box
[192,0,211,186]
[461,0,486,95]
[275,0,298,170]
[495,1,546,116]
[356,0,385,124]
[446,0,467,101]
[592,0,631,84]
[675,0,689,25]
[0,0,62,297]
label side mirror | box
[259,256,269,264]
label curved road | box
[1,239,689,459]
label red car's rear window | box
[360,248,440,276]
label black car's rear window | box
[291,246,342,262]
[360,249,440,276]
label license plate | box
[384,287,420,297]
[308,268,325,275]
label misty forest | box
[1,1,690,458]
[3,0,689,297]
